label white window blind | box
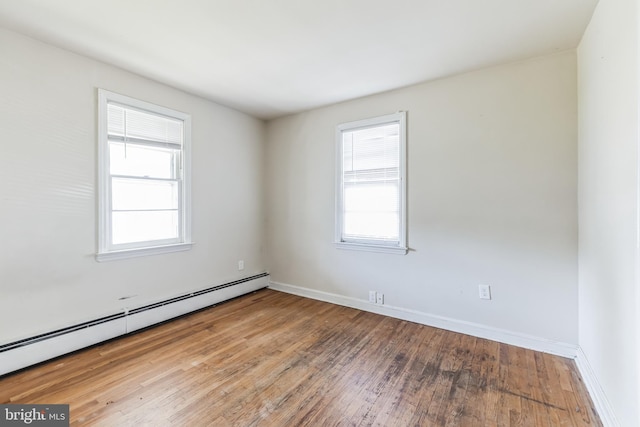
[97,90,192,261]
[336,112,407,254]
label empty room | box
[0,0,638,426]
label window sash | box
[109,140,181,180]
[335,112,407,254]
[111,176,181,211]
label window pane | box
[344,183,399,240]
[109,142,177,179]
[112,211,179,245]
[343,123,399,172]
[341,122,400,242]
[344,213,399,240]
[112,178,179,211]
[344,168,399,184]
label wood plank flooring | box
[0,289,601,426]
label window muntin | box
[97,89,192,261]
[336,112,407,254]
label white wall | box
[0,28,266,344]
[577,0,640,424]
[266,52,578,344]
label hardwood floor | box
[0,289,600,426]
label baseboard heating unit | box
[0,273,269,377]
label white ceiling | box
[0,0,598,120]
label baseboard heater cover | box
[0,273,269,376]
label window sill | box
[96,242,193,262]
[335,241,408,255]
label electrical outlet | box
[479,284,491,300]
[238,260,244,271]
[376,292,384,305]
[369,291,377,303]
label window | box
[335,112,407,254]
[97,89,192,261]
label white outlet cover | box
[479,284,491,300]
[369,291,377,303]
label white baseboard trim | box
[268,280,578,359]
[574,347,620,427]
[0,273,269,377]
[270,281,621,426]
[0,317,127,377]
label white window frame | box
[335,111,407,255]
[96,89,192,261]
